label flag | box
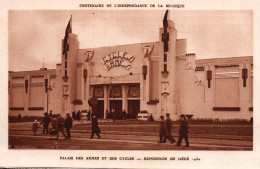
[63,17,72,55]
[163,10,168,27]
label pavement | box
[8,120,253,150]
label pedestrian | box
[51,114,59,139]
[40,112,51,135]
[158,115,168,143]
[49,110,53,120]
[112,108,116,122]
[105,109,109,119]
[17,114,22,119]
[90,115,101,139]
[119,110,123,120]
[72,111,76,120]
[57,114,68,139]
[122,109,126,120]
[65,113,73,139]
[32,119,38,136]
[163,113,176,144]
[177,114,189,147]
[76,110,81,121]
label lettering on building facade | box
[102,51,135,71]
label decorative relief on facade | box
[142,44,154,56]
[84,50,94,62]
[161,71,169,78]
[127,85,140,98]
[161,92,169,115]
[161,81,170,115]
[195,71,205,86]
[214,64,239,68]
[93,86,104,98]
[62,76,68,82]
[102,51,135,71]
[109,86,122,98]
[63,85,69,97]
[195,66,204,71]
[185,54,195,70]
[161,82,169,95]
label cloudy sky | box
[8,10,253,71]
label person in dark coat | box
[112,108,116,122]
[76,110,81,121]
[40,112,51,135]
[17,114,22,119]
[72,111,76,120]
[49,110,53,120]
[177,114,189,147]
[122,109,126,120]
[57,114,67,139]
[51,114,59,138]
[163,113,176,143]
[90,115,101,139]
[158,115,168,143]
[65,113,73,139]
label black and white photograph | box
[1,0,260,168]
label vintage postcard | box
[1,0,260,168]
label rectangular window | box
[65,61,67,68]
[215,78,239,107]
[164,54,167,62]
[164,64,167,72]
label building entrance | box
[110,100,122,119]
[128,100,140,119]
[97,100,104,119]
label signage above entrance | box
[102,51,135,71]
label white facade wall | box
[8,18,253,120]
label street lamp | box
[47,85,52,114]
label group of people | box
[106,109,127,122]
[32,111,101,140]
[32,110,189,146]
[32,112,73,140]
[159,113,189,147]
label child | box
[32,119,38,136]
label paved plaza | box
[9,120,253,150]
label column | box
[104,85,108,119]
[122,85,127,112]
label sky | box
[8,10,253,71]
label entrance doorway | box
[97,100,104,119]
[110,100,122,119]
[128,100,140,119]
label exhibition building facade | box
[8,12,253,120]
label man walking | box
[65,113,73,139]
[57,114,68,139]
[163,113,176,144]
[90,115,101,139]
[40,112,51,135]
[177,114,189,147]
[158,115,168,143]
